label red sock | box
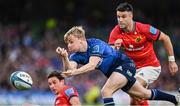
[131,99,149,106]
[139,100,149,106]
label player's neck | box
[124,21,135,33]
[79,41,88,52]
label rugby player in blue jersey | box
[56,26,179,106]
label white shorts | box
[135,66,161,85]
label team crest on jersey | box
[135,36,142,42]
[65,88,74,97]
[92,45,100,53]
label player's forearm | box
[72,63,96,75]
[70,97,81,106]
[162,35,174,56]
[62,57,74,70]
[159,32,176,62]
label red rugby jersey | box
[55,86,79,106]
[109,22,161,69]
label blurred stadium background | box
[0,0,179,105]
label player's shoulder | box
[64,86,77,96]
[87,38,103,44]
[136,22,151,33]
[64,85,76,91]
[88,38,100,41]
[136,22,150,28]
[87,38,98,41]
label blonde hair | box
[64,26,85,43]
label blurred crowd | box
[0,0,180,104]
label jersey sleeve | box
[140,24,160,41]
[108,25,121,45]
[65,87,79,101]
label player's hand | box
[168,61,178,75]
[114,39,123,50]
[61,70,73,78]
[56,47,68,58]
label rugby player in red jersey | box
[108,2,178,106]
[48,71,81,106]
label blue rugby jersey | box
[69,38,134,77]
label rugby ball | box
[10,71,33,90]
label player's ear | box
[129,12,133,18]
[59,79,65,83]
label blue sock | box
[149,89,177,105]
[103,97,115,106]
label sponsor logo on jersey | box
[126,70,132,77]
[116,66,123,71]
[129,44,134,48]
[150,26,157,35]
[126,46,144,51]
[65,88,74,97]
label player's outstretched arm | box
[61,56,101,77]
[158,32,178,75]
